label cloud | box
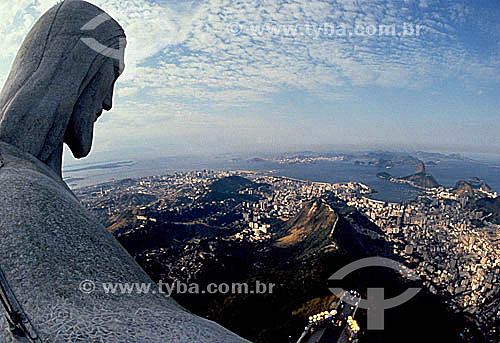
[2,0,497,103]
[0,0,37,58]
[116,86,139,98]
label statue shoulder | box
[0,141,72,194]
[0,141,76,200]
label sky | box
[0,0,499,164]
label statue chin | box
[65,137,92,159]
[69,144,91,159]
[64,113,94,160]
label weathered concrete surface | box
[0,142,249,342]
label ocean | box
[62,155,500,203]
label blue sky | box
[0,0,499,163]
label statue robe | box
[0,141,248,342]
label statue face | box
[64,58,122,158]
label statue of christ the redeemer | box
[0,1,248,342]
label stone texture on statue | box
[0,142,248,342]
[0,1,248,342]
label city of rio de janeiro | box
[0,1,498,343]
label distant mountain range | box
[282,150,472,163]
[250,150,475,167]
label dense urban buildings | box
[76,169,499,340]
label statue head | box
[0,0,126,176]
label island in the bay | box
[377,161,440,189]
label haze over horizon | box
[0,0,499,164]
